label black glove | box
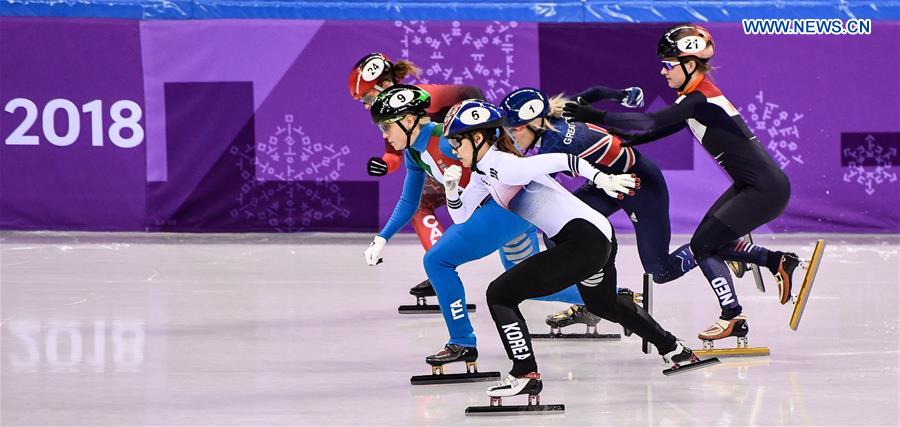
[367,157,389,176]
[562,102,607,124]
[571,86,625,105]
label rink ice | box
[1,232,898,426]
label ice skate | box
[661,341,720,376]
[774,252,801,305]
[398,279,476,314]
[744,234,767,293]
[410,344,499,385]
[532,304,620,340]
[694,315,769,358]
[465,372,564,415]
[789,239,826,330]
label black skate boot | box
[411,344,499,385]
[466,372,565,415]
[533,305,619,340]
[409,279,436,298]
[662,341,720,376]
[426,344,477,368]
[398,279,475,315]
[773,253,800,305]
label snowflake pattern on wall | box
[842,134,897,196]
[742,90,805,170]
[396,20,523,102]
[228,114,352,231]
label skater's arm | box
[500,153,639,199]
[492,153,601,185]
[619,122,688,147]
[377,156,425,240]
[446,174,489,224]
[366,140,403,176]
[571,85,628,104]
[563,93,700,132]
[381,149,403,174]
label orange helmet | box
[657,24,715,61]
[348,53,394,101]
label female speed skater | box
[561,24,808,344]
[499,86,702,334]
[349,52,538,301]
[362,84,575,376]
[442,99,717,406]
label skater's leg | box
[576,237,678,354]
[423,200,534,347]
[691,215,744,319]
[530,183,617,307]
[715,238,787,274]
[410,179,446,250]
[498,226,540,269]
[487,219,611,376]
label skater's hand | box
[621,87,645,109]
[367,157,389,176]
[562,102,606,124]
[364,236,387,266]
[443,165,462,199]
[592,172,640,199]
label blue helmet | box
[443,99,506,139]
[500,88,550,127]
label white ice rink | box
[2,232,898,426]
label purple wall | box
[1,17,897,233]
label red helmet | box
[348,53,394,100]
[657,24,715,61]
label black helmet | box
[657,24,715,60]
[370,84,431,124]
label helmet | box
[348,52,394,100]
[443,99,506,139]
[500,88,550,127]
[370,84,431,124]
[657,24,715,61]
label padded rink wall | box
[1,1,898,232]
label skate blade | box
[531,332,621,340]
[397,304,476,315]
[662,357,721,376]
[693,347,770,358]
[465,404,565,415]
[790,239,825,331]
[750,263,765,293]
[409,371,500,385]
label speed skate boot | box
[466,372,564,415]
[532,305,619,340]
[695,315,769,358]
[772,253,801,305]
[661,341,720,376]
[398,279,476,315]
[410,344,499,385]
